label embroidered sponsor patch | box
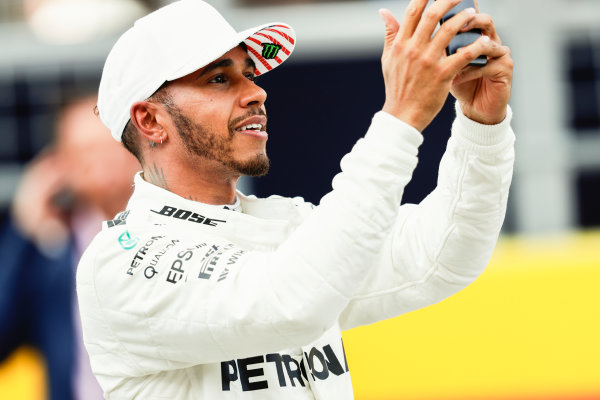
[150,205,226,227]
[261,43,281,59]
[118,230,138,250]
[107,210,130,228]
[221,338,349,391]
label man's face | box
[159,46,270,177]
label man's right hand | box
[11,151,70,253]
[379,0,496,132]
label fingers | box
[452,44,512,85]
[429,7,477,56]
[460,13,501,43]
[379,9,400,50]
[393,0,501,49]
[444,36,509,76]
[397,0,429,40]
[413,0,462,45]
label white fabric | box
[77,105,515,399]
[97,0,295,141]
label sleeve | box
[78,112,424,371]
[338,102,516,330]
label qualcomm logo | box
[118,230,139,250]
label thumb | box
[379,9,400,50]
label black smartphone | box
[438,0,487,66]
[51,187,76,216]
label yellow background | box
[344,232,600,399]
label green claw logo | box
[261,43,281,59]
[118,230,139,250]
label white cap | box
[98,0,296,141]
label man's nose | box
[240,79,267,108]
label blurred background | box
[0,0,599,399]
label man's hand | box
[379,0,512,131]
[450,11,513,125]
[11,151,71,252]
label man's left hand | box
[450,12,514,125]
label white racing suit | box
[77,104,515,399]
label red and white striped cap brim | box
[239,23,296,77]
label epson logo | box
[151,206,226,227]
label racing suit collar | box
[127,172,304,222]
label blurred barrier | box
[1,232,599,399]
[343,231,600,399]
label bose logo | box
[151,206,226,227]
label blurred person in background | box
[0,94,139,399]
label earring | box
[160,136,163,145]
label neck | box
[142,158,239,205]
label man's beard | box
[166,105,270,177]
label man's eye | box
[209,74,227,83]
[245,73,256,82]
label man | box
[77,0,514,398]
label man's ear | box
[130,101,168,145]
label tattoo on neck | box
[146,163,169,190]
[148,140,157,148]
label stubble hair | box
[153,89,270,177]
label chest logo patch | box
[118,230,139,250]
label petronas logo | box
[261,43,281,59]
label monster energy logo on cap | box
[261,43,281,59]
